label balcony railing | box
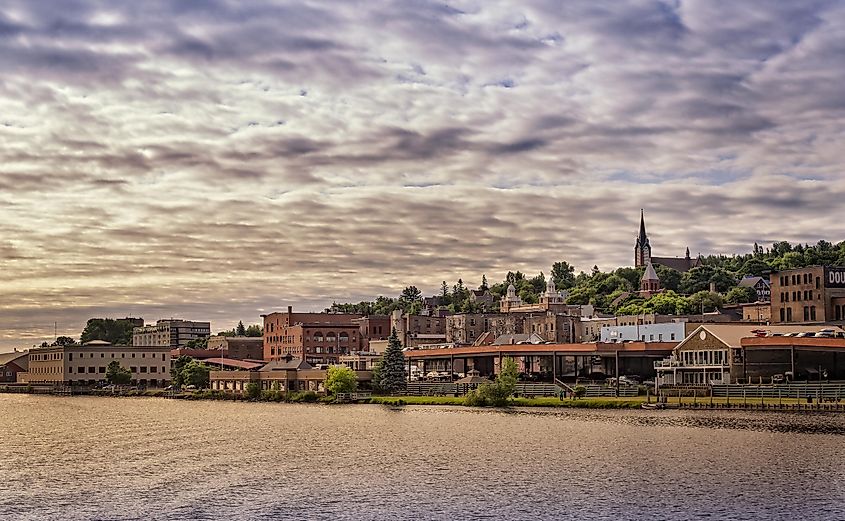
[654,359,729,369]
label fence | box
[711,383,845,400]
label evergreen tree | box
[380,329,407,394]
[236,321,246,336]
[480,274,489,292]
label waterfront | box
[1,396,844,520]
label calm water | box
[1,396,844,520]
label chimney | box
[287,305,293,314]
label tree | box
[236,321,247,336]
[326,366,358,395]
[551,261,576,289]
[654,265,682,292]
[181,360,210,388]
[106,361,131,385]
[53,336,77,347]
[80,318,134,345]
[379,329,406,394]
[400,285,422,303]
[725,286,758,304]
[185,337,208,349]
[688,291,723,313]
[479,274,489,292]
[245,324,263,337]
[476,357,518,406]
[171,355,193,387]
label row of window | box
[778,306,818,322]
[269,347,348,355]
[680,350,726,366]
[779,290,818,302]
[779,273,821,288]
[68,366,165,374]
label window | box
[68,353,73,361]
[150,366,157,373]
[811,306,817,321]
[816,277,820,289]
[99,367,105,373]
[804,307,809,321]
[88,367,95,373]
[101,353,104,358]
[787,308,793,321]
[780,308,785,321]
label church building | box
[634,210,702,273]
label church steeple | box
[634,209,651,268]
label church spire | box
[638,209,648,246]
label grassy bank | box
[367,395,646,408]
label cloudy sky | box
[1,0,844,348]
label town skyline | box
[2,1,845,348]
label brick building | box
[353,315,392,350]
[263,307,362,365]
[390,311,447,347]
[770,266,845,324]
[207,336,264,360]
[445,313,510,345]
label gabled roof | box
[675,324,845,351]
[0,350,28,366]
[651,256,700,273]
[739,276,769,288]
[204,358,264,371]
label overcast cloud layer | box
[2,0,844,348]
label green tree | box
[181,360,210,388]
[80,318,134,345]
[379,329,407,394]
[725,285,758,304]
[105,361,132,385]
[688,291,724,313]
[236,321,247,336]
[185,336,208,349]
[245,324,263,337]
[476,357,518,407]
[171,355,193,387]
[400,286,422,303]
[654,265,682,292]
[738,258,771,277]
[53,336,77,347]
[326,365,358,395]
[551,261,577,290]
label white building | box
[132,319,211,348]
[601,322,686,343]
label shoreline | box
[3,387,844,412]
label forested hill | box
[328,240,845,318]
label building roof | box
[738,276,769,288]
[0,350,28,366]
[650,256,701,273]
[403,341,677,359]
[82,340,111,346]
[203,358,265,371]
[642,262,659,281]
[678,324,845,350]
[491,333,545,345]
[260,358,313,371]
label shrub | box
[289,390,319,403]
[245,382,261,400]
[463,389,488,406]
[573,385,586,399]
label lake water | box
[1,395,844,520]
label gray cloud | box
[1,0,844,348]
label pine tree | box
[480,274,489,292]
[236,321,246,336]
[380,329,407,394]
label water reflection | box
[1,396,844,520]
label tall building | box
[634,210,701,272]
[132,319,211,348]
[263,307,362,365]
[770,266,845,323]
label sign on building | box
[825,267,845,288]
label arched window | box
[326,332,337,343]
[313,332,323,342]
[339,332,349,343]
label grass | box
[367,395,647,408]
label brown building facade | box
[263,307,363,364]
[771,266,845,324]
[207,336,265,360]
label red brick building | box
[263,307,363,365]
